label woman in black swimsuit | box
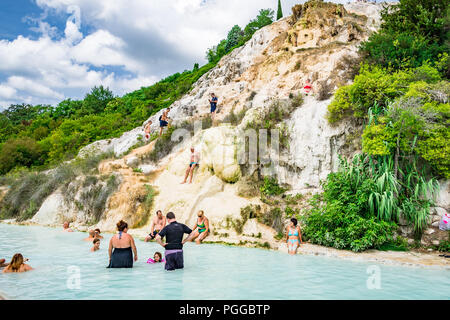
[107,220,138,268]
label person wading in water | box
[107,220,138,268]
[155,212,195,271]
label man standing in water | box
[155,212,195,271]
[145,210,167,242]
[181,147,200,184]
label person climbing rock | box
[303,79,313,96]
[181,147,200,184]
[209,93,218,121]
[159,108,171,136]
[144,120,152,142]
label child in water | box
[147,252,165,264]
[91,238,100,252]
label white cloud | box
[2,0,358,109]
[0,85,17,99]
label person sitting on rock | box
[303,79,313,96]
[63,221,73,232]
[145,210,167,242]
[181,147,200,184]
[190,210,210,244]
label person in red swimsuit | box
[303,78,313,95]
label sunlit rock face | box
[28,2,443,240]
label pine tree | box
[277,0,283,20]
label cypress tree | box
[277,0,283,20]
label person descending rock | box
[181,147,200,184]
[303,79,313,96]
[2,254,33,273]
[107,220,138,268]
[155,212,195,271]
[84,230,96,241]
[209,93,218,121]
[145,210,167,242]
[144,120,152,142]
[286,218,302,255]
[190,210,210,244]
[63,221,73,232]
[159,108,171,136]
[91,238,101,252]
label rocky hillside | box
[6,1,448,249]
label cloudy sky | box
[0,0,379,110]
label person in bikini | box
[181,147,200,184]
[145,210,167,242]
[286,218,302,255]
[190,210,210,244]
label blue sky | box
[0,0,388,110]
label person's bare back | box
[111,232,133,248]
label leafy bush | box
[0,137,44,174]
[437,240,450,253]
[302,199,397,252]
[260,177,286,196]
[360,0,448,77]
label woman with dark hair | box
[2,254,33,273]
[107,220,138,268]
[286,218,302,255]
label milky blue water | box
[0,223,448,300]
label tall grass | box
[339,153,438,234]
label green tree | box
[225,25,243,52]
[277,0,283,20]
[0,137,44,174]
[78,86,115,116]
